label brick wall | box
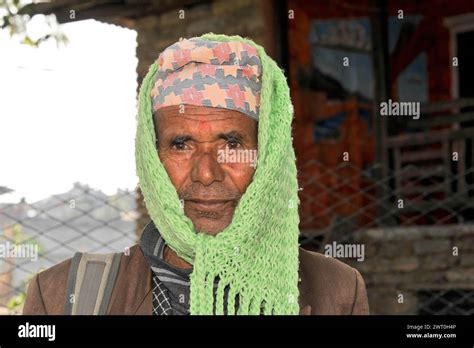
[345,224,474,314]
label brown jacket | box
[23,245,369,315]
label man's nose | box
[190,149,225,186]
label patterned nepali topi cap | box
[151,37,262,121]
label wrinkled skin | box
[154,105,258,268]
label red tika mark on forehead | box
[197,119,210,132]
[181,87,204,104]
[212,43,232,63]
[226,84,245,109]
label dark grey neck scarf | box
[139,221,241,315]
[140,221,191,315]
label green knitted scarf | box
[135,33,300,315]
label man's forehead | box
[154,105,257,139]
[156,105,251,120]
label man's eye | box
[227,140,241,149]
[171,141,187,150]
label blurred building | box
[22,0,474,315]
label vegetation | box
[0,0,67,47]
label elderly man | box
[23,34,369,315]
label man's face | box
[155,105,258,235]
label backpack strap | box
[64,251,122,315]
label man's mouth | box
[185,199,235,212]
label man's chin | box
[194,221,231,236]
[189,216,232,236]
[184,205,235,236]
